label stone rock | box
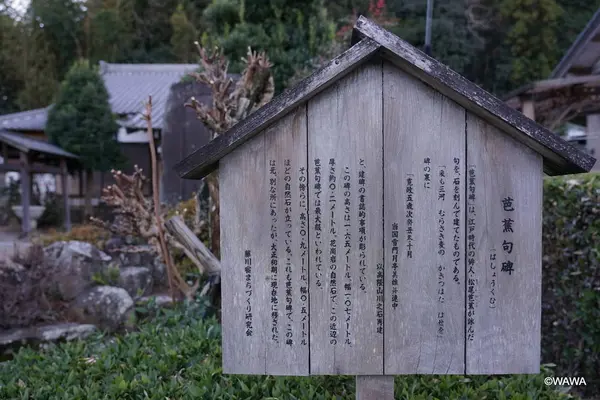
[137,294,175,307]
[120,247,155,267]
[118,266,153,298]
[104,236,125,253]
[70,286,134,332]
[152,258,167,285]
[44,241,112,301]
[0,323,96,355]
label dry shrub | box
[38,224,110,248]
[0,244,68,330]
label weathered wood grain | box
[220,133,268,374]
[175,38,381,180]
[356,376,394,399]
[352,16,595,175]
[165,215,221,276]
[383,63,465,374]
[262,107,310,376]
[308,60,384,375]
[465,113,543,374]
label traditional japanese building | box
[504,7,600,169]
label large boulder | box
[118,266,153,298]
[44,241,112,300]
[70,286,134,332]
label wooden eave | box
[175,17,596,180]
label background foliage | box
[0,300,573,399]
[541,173,600,398]
[2,0,600,114]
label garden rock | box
[118,266,153,298]
[137,294,175,307]
[112,245,155,267]
[70,286,134,332]
[0,323,96,355]
[44,241,112,300]
[152,258,167,284]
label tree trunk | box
[84,169,93,218]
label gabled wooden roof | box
[550,7,600,78]
[175,16,596,180]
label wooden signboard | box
[176,16,595,399]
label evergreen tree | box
[170,4,198,62]
[86,6,132,63]
[46,60,124,171]
[17,29,59,110]
[27,0,85,78]
[201,0,335,91]
[500,0,562,87]
[0,14,24,113]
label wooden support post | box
[19,151,30,237]
[356,376,394,400]
[60,158,71,232]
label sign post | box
[174,16,595,398]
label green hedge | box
[542,173,600,398]
[0,302,573,400]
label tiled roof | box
[0,130,78,159]
[0,107,50,131]
[100,61,199,130]
[0,62,199,131]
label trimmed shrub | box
[542,173,600,397]
[0,302,572,399]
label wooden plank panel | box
[383,63,465,374]
[220,133,268,374]
[465,113,542,374]
[221,107,310,375]
[308,60,384,375]
[262,107,310,375]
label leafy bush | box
[38,224,110,248]
[542,173,600,398]
[0,302,573,400]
